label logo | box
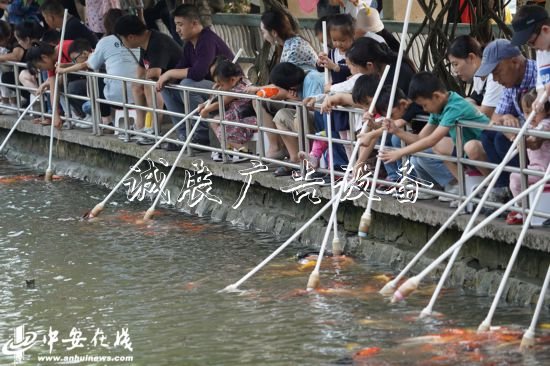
[2,325,38,363]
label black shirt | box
[65,15,98,47]
[138,30,183,74]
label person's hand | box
[356,130,376,147]
[155,73,170,92]
[55,64,67,74]
[382,118,399,134]
[501,115,520,128]
[323,83,331,93]
[244,85,260,94]
[321,96,335,114]
[318,53,337,71]
[361,111,375,129]
[378,148,402,163]
[53,115,63,129]
[199,108,209,119]
[35,82,49,96]
[303,97,316,110]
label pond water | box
[1,159,549,365]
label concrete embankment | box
[1,118,549,307]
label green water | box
[0,160,549,365]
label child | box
[507,90,550,224]
[379,72,491,201]
[198,59,257,163]
[0,20,25,114]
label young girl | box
[507,90,550,225]
[199,59,257,163]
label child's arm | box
[198,95,238,117]
[0,48,25,63]
[379,125,448,163]
[56,61,90,74]
[320,93,353,113]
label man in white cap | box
[476,39,537,204]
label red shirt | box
[47,40,74,78]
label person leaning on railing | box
[114,14,182,146]
[378,72,491,207]
[155,4,233,150]
[475,39,537,206]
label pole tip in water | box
[89,203,105,218]
[391,276,419,303]
[419,308,432,319]
[332,238,343,257]
[477,320,491,333]
[143,208,155,221]
[306,271,320,291]
[379,280,397,295]
[219,284,239,293]
[520,330,535,351]
[44,169,53,182]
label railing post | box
[455,124,465,203]
[518,133,529,217]
[218,93,228,162]
[121,79,132,142]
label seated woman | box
[250,9,321,160]
[447,35,503,119]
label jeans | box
[411,148,455,187]
[161,78,213,143]
[382,134,402,181]
[481,130,520,187]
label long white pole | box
[390,167,550,303]
[0,96,39,153]
[420,94,546,317]
[520,263,550,350]
[45,9,69,182]
[358,0,414,238]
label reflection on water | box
[0,160,549,365]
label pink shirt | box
[528,118,550,172]
[85,0,119,33]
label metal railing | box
[0,60,549,222]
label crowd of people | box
[0,0,548,226]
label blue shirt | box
[495,59,537,121]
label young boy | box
[267,62,324,176]
[360,85,454,198]
[378,72,490,198]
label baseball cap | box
[511,5,549,46]
[475,39,521,78]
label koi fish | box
[0,174,62,183]
[353,346,381,358]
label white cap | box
[357,7,384,34]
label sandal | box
[273,166,295,177]
[506,211,523,225]
[37,118,52,126]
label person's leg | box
[481,129,510,188]
[253,102,286,158]
[493,131,520,187]
[382,133,400,181]
[273,108,299,162]
[464,139,491,176]
[160,86,186,139]
[131,83,146,130]
[67,78,88,117]
[410,149,454,188]
[432,136,459,180]
[509,172,521,198]
[179,78,213,143]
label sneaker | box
[505,211,523,225]
[439,183,459,202]
[375,179,398,195]
[2,104,17,115]
[211,151,223,162]
[118,133,136,141]
[487,186,512,203]
[228,148,250,163]
[136,136,155,145]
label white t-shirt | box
[364,31,386,44]
[87,35,141,102]
[472,73,504,108]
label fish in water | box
[353,346,381,359]
[0,174,62,184]
[25,279,35,289]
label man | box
[156,4,233,147]
[40,0,98,47]
[475,39,538,203]
[115,14,183,145]
[511,5,550,104]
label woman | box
[447,35,503,118]
[260,9,318,72]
